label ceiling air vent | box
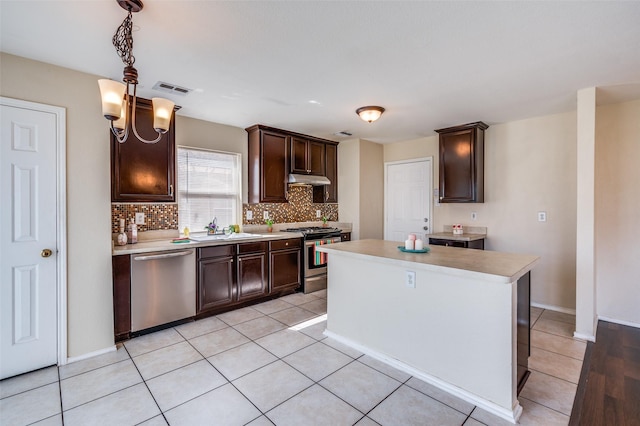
[152,81,193,96]
[333,131,353,137]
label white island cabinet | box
[316,239,539,424]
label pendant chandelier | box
[98,0,174,144]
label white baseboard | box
[324,330,521,424]
[531,302,576,315]
[598,315,640,329]
[573,331,596,342]
[66,345,116,364]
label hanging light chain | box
[112,9,135,68]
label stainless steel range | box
[282,227,342,293]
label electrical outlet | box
[405,270,416,288]
[316,210,322,218]
[135,212,145,225]
[263,211,269,220]
[471,212,477,221]
[246,210,253,220]
[538,211,547,222]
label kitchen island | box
[316,239,539,423]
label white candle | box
[414,239,424,250]
[408,234,416,241]
[405,239,414,250]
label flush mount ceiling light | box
[356,106,385,123]
[98,0,175,143]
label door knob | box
[41,249,53,258]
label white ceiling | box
[1,1,639,143]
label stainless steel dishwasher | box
[131,249,196,332]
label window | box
[177,147,241,234]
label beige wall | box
[0,53,248,358]
[385,112,578,310]
[359,140,384,239]
[338,138,384,240]
[595,99,640,325]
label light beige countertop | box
[317,239,539,283]
[112,221,352,256]
[112,231,303,256]
[429,225,487,242]
[429,232,486,242]
[111,222,352,256]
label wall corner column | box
[574,87,597,341]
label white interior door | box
[384,159,432,242]
[1,102,59,379]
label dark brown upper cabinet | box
[291,137,325,175]
[313,142,338,203]
[436,121,488,203]
[247,125,289,203]
[111,97,178,202]
[247,125,339,204]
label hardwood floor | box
[569,321,640,426]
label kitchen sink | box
[189,233,265,242]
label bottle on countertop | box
[127,218,137,244]
[116,218,127,246]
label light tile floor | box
[0,292,586,426]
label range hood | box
[288,174,331,186]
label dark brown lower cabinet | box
[269,238,302,293]
[340,232,351,242]
[517,271,531,395]
[113,238,303,338]
[428,238,484,250]
[197,245,236,314]
[237,242,268,301]
[112,255,131,342]
[195,239,301,318]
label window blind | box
[177,147,241,233]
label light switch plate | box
[263,211,269,220]
[135,212,145,225]
[316,210,322,218]
[246,210,253,220]
[538,211,547,222]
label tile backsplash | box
[111,203,178,233]
[111,186,338,232]
[243,185,338,225]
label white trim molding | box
[66,345,117,365]
[324,329,522,424]
[531,302,576,315]
[598,315,640,330]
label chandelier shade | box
[98,79,126,121]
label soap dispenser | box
[127,218,138,244]
[116,218,127,246]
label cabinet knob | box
[423,226,429,231]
